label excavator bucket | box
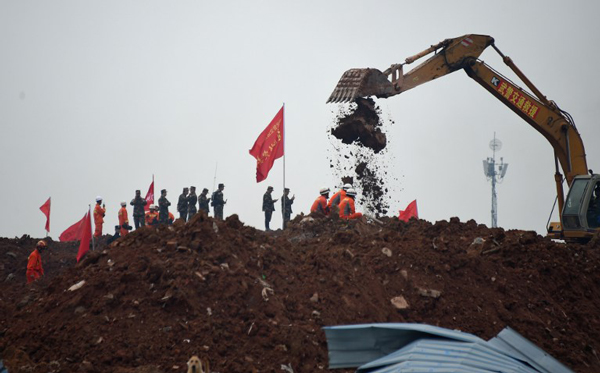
[327,68,396,103]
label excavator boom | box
[327,35,494,103]
[327,34,596,241]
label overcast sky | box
[1,0,599,239]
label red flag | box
[399,200,418,222]
[249,106,284,183]
[39,197,51,232]
[77,210,92,262]
[144,178,155,212]
[59,213,88,242]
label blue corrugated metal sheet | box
[323,323,483,369]
[487,327,574,373]
[357,339,539,373]
[323,323,575,373]
[362,361,514,373]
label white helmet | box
[320,187,330,195]
[346,188,357,197]
[149,204,156,210]
[343,183,352,190]
[95,196,103,202]
[120,201,126,206]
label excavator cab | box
[560,175,600,238]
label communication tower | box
[483,133,508,228]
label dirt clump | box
[1,214,600,372]
[331,98,386,153]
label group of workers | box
[92,183,228,240]
[27,182,364,284]
[260,183,363,231]
[309,183,363,220]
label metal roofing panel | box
[487,327,575,373]
[323,323,483,369]
[357,339,539,373]
[363,360,503,373]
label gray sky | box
[2,0,599,239]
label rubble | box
[1,215,599,372]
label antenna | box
[482,132,508,228]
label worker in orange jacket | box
[145,205,160,226]
[27,240,47,284]
[118,202,130,237]
[311,187,331,215]
[328,183,352,215]
[339,188,363,220]
[93,196,106,237]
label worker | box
[310,187,331,215]
[130,189,147,229]
[26,240,47,284]
[339,188,363,220]
[145,204,160,226]
[587,183,600,228]
[281,187,295,229]
[212,183,226,220]
[199,188,210,215]
[177,187,189,222]
[93,196,106,237]
[328,183,352,216]
[262,186,278,231]
[188,186,198,220]
[107,225,121,245]
[158,189,171,224]
[118,202,130,237]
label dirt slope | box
[1,213,600,372]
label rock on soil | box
[1,213,600,372]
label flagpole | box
[212,162,218,192]
[282,102,286,230]
[90,205,95,252]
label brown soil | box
[330,98,386,154]
[1,214,600,372]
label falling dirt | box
[1,214,600,372]
[330,98,386,154]
[329,98,396,217]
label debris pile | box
[1,214,600,372]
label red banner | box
[77,211,92,263]
[399,200,418,222]
[249,106,284,183]
[59,213,88,242]
[39,197,51,232]
[144,178,154,212]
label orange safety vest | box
[328,189,346,209]
[118,207,129,236]
[145,211,159,225]
[339,197,363,220]
[311,195,330,215]
[26,249,44,283]
[94,204,106,224]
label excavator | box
[327,34,599,242]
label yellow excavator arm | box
[328,34,595,240]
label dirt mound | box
[1,214,600,372]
